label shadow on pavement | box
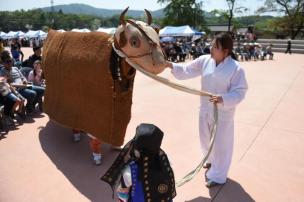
[185,196,211,202]
[186,178,254,202]
[38,121,254,202]
[39,120,120,202]
[211,178,254,202]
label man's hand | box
[209,95,223,104]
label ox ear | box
[144,9,152,25]
[120,7,129,26]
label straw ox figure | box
[42,7,166,146]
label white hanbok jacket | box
[172,55,248,120]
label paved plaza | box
[0,48,304,202]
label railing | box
[257,39,304,54]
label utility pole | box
[51,0,55,28]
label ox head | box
[113,7,166,75]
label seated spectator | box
[22,46,42,68]
[264,43,274,60]
[0,55,45,113]
[234,45,243,61]
[0,39,4,55]
[0,50,11,64]
[0,76,25,119]
[0,59,15,125]
[242,44,250,61]
[28,60,45,86]
[203,44,211,55]
[0,94,15,126]
[254,44,262,61]
[194,44,203,58]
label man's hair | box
[33,46,41,52]
[34,60,41,64]
[0,50,11,63]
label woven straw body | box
[42,30,135,146]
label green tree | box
[211,1,248,32]
[226,0,236,32]
[257,0,304,39]
[157,0,206,30]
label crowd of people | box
[0,41,45,128]
[161,40,211,63]
[0,37,109,166]
[235,42,274,61]
[160,39,275,64]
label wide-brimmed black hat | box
[133,123,163,155]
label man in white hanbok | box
[165,33,248,187]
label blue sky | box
[0,0,267,15]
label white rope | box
[112,43,218,187]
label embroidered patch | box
[157,184,168,194]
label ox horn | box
[144,9,152,25]
[120,7,129,25]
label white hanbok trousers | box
[199,112,234,184]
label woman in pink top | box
[28,60,44,86]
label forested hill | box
[41,3,165,18]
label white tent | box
[96,27,116,35]
[71,28,91,32]
[24,30,36,38]
[3,31,25,39]
[24,30,47,38]
[0,31,7,38]
[159,25,202,37]
[56,29,66,33]
[5,31,17,39]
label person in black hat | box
[101,123,176,202]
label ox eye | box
[129,36,140,48]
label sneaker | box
[203,162,211,169]
[205,180,224,188]
[73,133,81,142]
[93,153,102,166]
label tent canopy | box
[24,30,47,38]
[159,25,204,37]
[160,36,175,43]
[3,31,24,39]
[71,28,91,32]
[56,29,66,33]
[96,27,116,35]
[0,31,6,38]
